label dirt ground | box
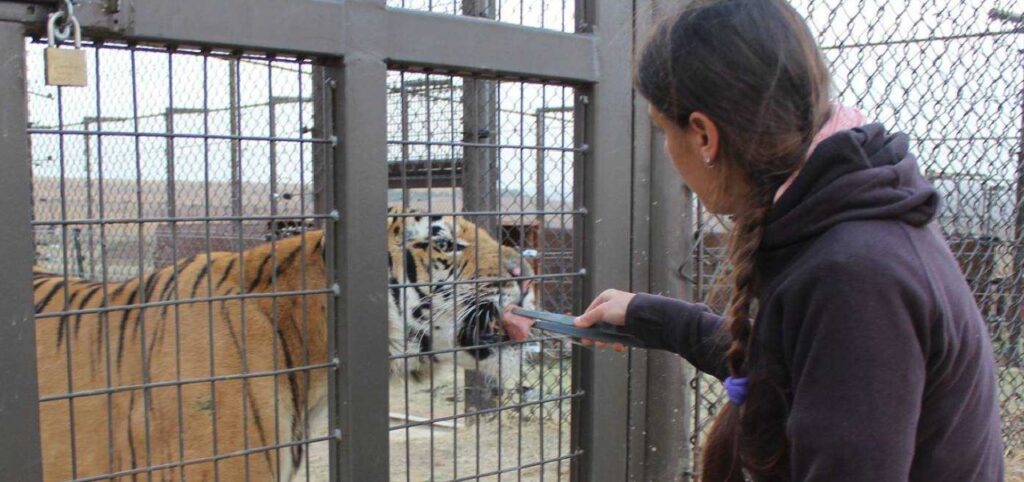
[303,367,573,482]
[1010,450,1024,482]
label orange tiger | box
[34,209,535,481]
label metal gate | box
[5,1,1020,481]
[0,0,644,481]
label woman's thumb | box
[574,307,604,328]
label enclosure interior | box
[383,67,583,481]
[26,36,585,482]
[17,0,1024,480]
[28,41,335,481]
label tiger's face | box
[387,209,536,386]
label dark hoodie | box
[624,124,1004,481]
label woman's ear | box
[688,112,720,164]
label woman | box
[503,0,1004,480]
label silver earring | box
[703,154,714,167]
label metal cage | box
[1,1,1022,481]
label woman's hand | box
[575,289,636,352]
[501,304,535,343]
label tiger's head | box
[386,207,537,387]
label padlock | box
[45,10,87,87]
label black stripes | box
[404,249,419,285]
[275,245,302,278]
[116,282,140,367]
[276,324,303,468]
[189,262,210,299]
[72,284,102,339]
[313,236,324,258]
[248,252,274,293]
[127,390,138,482]
[35,280,66,313]
[141,271,161,306]
[134,272,161,341]
[216,258,237,290]
[152,256,196,321]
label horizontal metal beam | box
[1,0,598,83]
[128,0,346,55]
[385,8,598,83]
[0,1,122,34]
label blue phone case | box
[511,308,647,348]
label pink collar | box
[774,102,866,203]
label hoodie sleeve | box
[784,260,927,482]
[622,293,730,380]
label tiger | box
[33,208,536,482]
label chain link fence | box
[386,0,576,32]
[687,1,1024,478]
[385,67,581,481]
[28,41,322,282]
[26,37,336,481]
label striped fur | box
[34,208,535,482]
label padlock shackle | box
[46,10,81,49]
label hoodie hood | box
[762,123,940,250]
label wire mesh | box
[685,1,1024,478]
[27,39,334,481]
[386,68,581,481]
[387,0,577,33]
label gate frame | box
[0,19,45,482]
[0,0,687,480]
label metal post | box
[72,227,84,276]
[625,5,691,480]
[313,66,330,217]
[0,19,44,481]
[460,0,502,412]
[460,0,500,234]
[164,107,177,256]
[639,124,692,482]
[229,60,241,218]
[83,118,95,278]
[575,0,636,480]
[327,10,391,477]
[460,79,499,233]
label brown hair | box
[635,0,832,480]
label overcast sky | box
[25,0,1024,230]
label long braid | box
[724,203,768,376]
[701,194,773,482]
